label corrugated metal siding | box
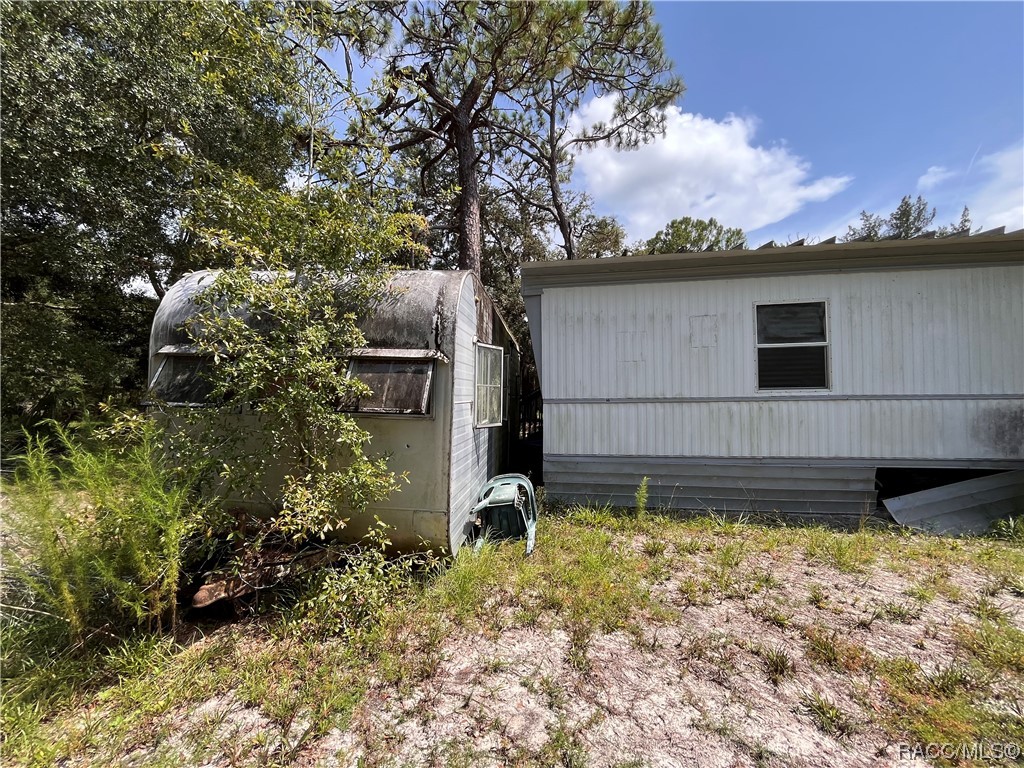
[540,264,1024,461]
[447,275,518,551]
[544,398,1023,460]
[884,470,1024,534]
[545,456,877,517]
[447,274,479,551]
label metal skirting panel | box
[883,470,1024,535]
[544,455,878,516]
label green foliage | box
[6,506,1024,766]
[0,1,306,439]
[576,216,629,260]
[2,415,200,658]
[955,620,1024,673]
[634,476,650,519]
[643,216,747,254]
[363,0,682,269]
[758,645,795,686]
[800,691,856,738]
[990,515,1024,543]
[802,527,877,573]
[0,293,156,449]
[876,655,1024,762]
[172,162,425,549]
[286,520,438,641]
[429,519,654,636]
[842,195,971,241]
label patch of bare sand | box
[296,543,1019,767]
[302,618,904,767]
[107,534,1021,767]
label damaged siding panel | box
[884,470,1024,535]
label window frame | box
[475,342,504,428]
[343,356,436,417]
[146,347,219,407]
[753,300,831,392]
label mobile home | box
[150,269,519,551]
[520,230,1024,518]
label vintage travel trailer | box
[521,229,1024,520]
[149,269,520,552]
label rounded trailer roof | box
[150,269,474,363]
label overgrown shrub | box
[2,414,201,658]
[285,519,440,641]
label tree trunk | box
[453,119,482,274]
[545,81,575,260]
[549,163,575,260]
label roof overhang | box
[520,231,1024,295]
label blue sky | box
[571,1,1024,246]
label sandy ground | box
[129,538,1021,768]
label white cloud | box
[969,143,1024,232]
[569,96,851,241]
[917,165,956,192]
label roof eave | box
[520,231,1024,294]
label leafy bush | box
[285,519,440,641]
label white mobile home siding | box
[523,234,1024,516]
[542,265,1023,460]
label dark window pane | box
[349,359,432,414]
[151,356,216,403]
[757,346,828,389]
[757,303,826,344]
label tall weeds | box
[2,416,200,658]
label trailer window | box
[346,359,433,415]
[149,355,217,404]
[755,302,829,390]
[475,343,504,427]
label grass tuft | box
[800,691,856,738]
[758,645,795,685]
[803,626,865,672]
[803,528,877,573]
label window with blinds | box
[755,301,830,390]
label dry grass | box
[4,506,1024,767]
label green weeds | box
[757,645,795,685]
[800,691,856,738]
[803,527,877,572]
[876,655,1024,762]
[5,491,1024,767]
